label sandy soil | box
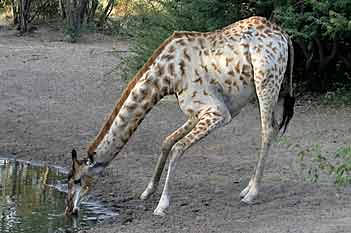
[1,27,351,233]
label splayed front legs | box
[153,109,231,216]
[140,119,197,200]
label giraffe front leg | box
[240,175,254,198]
[140,119,196,201]
[154,110,231,216]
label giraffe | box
[65,16,295,216]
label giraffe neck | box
[91,71,175,165]
[86,32,187,166]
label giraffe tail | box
[279,35,295,135]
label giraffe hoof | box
[241,197,256,205]
[140,183,156,200]
[239,186,250,198]
[153,208,167,216]
[241,192,259,205]
[140,189,154,201]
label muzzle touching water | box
[65,181,90,216]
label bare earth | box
[1,27,351,233]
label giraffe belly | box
[223,84,256,117]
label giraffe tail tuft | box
[279,95,295,134]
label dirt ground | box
[1,26,351,233]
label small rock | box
[180,202,189,207]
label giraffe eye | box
[74,178,81,185]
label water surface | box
[0,156,117,233]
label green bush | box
[120,0,351,96]
[297,145,351,185]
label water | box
[0,156,118,233]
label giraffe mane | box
[87,32,184,155]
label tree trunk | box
[315,39,338,91]
[66,0,79,30]
[10,0,18,24]
[60,0,66,19]
[17,0,31,33]
[79,0,89,24]
[98,0,115,27]
[87,0,98,23]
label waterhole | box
[0,155,118,233]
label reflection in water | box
[0,157,117,233]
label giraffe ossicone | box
[65,16,295,216]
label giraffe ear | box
[71,149,81,170]
[72,149,78,161]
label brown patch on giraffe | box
[151,78,161,91]
[226,57,234,66]
[141,101,151,111]
[195,69,200,77]
[227,44,235,50]
[187,109,194,115]
[194,100,205,105]
[168,45,175,53]
[161,54,175,61]
[203,90,208,96]
[203,50,210,56]
[224,79,232,85]
[183,49,191,62]
[256,24,265,30]
[198,38,205,49]
[240,76,249,86]
[151,93,159,105]
[175,79,184,93]
[124,102,137,111]
[201,64,208,73]
[179,60,186,77]
[176,39,186,46]
[192,91,197,98]
[193,77,203,85]
[139,86,150,98]
[168,63,175,76]
[118,114,126,123]
[156,64,165,77]
[211,112,222,117]
[163,75,171,86]
[135,111,144,119]
[210,79,218,85]
[242,64,252,76]
[241,43,249,49]
[227,70,235,76]
[229,36,239,42]
[243,51,251,63]
[131,91,138,102]
[211,63,221,73]
[235,62,240,73]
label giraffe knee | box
[161,138,174,155]
[169,142,186,162]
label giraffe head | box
[65,149,94,216]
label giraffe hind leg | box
[140,118,197,200]
[241,67,284,204]
[154,108,232,216]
